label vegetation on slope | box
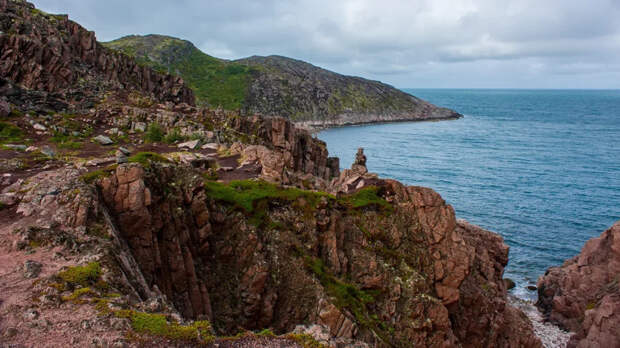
[103,35,256,109]
[103,35,459,123]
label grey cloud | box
[34,0,620,88]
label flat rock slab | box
[94,135,114,145]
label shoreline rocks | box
[537,221,620,348]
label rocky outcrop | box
[0,0,194,107]
[451,221,542,347]
[239,55,462,129]
[537,221,620,348]
[96,158,540,347]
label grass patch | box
[51,133,83,149]
[203,179,334,213]
[0,121,23,144]
[114,310,214,343]
[128,152,170,168]
[338,186,392,212]
[80,168,114,184]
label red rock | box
[537,221,620,348]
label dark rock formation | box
[0,0,194,107]
[537,221,620,348]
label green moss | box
[0,121,24,144]
[57,262,102,287]
[339,186,393,212]
[62,287,96,302]
[128,152,170,167]
[144,123,164,142]
[585,302,596,310]
[115,310,214,343]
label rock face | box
[537,221,620,348]
[103,35,462,128]
[0,0,194,106]
[97,160,540,347]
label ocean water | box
[318,89,620,299]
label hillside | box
[104,35,461,128]
[104,35,254,111]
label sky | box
[35,0,620,89]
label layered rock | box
[537,221,620,348]
[96,159,540,347]
[0,0,194,107]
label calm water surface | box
[318,89,620,299]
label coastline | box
[296,112,463,133]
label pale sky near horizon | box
[34,0,620,89]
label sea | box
[318,89,620,300]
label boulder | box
[177,139,201,149]
[93,135,114,145]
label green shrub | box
[0,121,23,144]
[163,128,186,143]
[144,123,164,142]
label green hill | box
[103,35,255,109]
[104,35,461,128]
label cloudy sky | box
[36,0,620,89]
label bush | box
[163,128,186,144]
[144,123,164,142]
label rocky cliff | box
[104,35,461,129]
[537,221,620,348]
[0,1,539,347]
[0,0,194,108]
